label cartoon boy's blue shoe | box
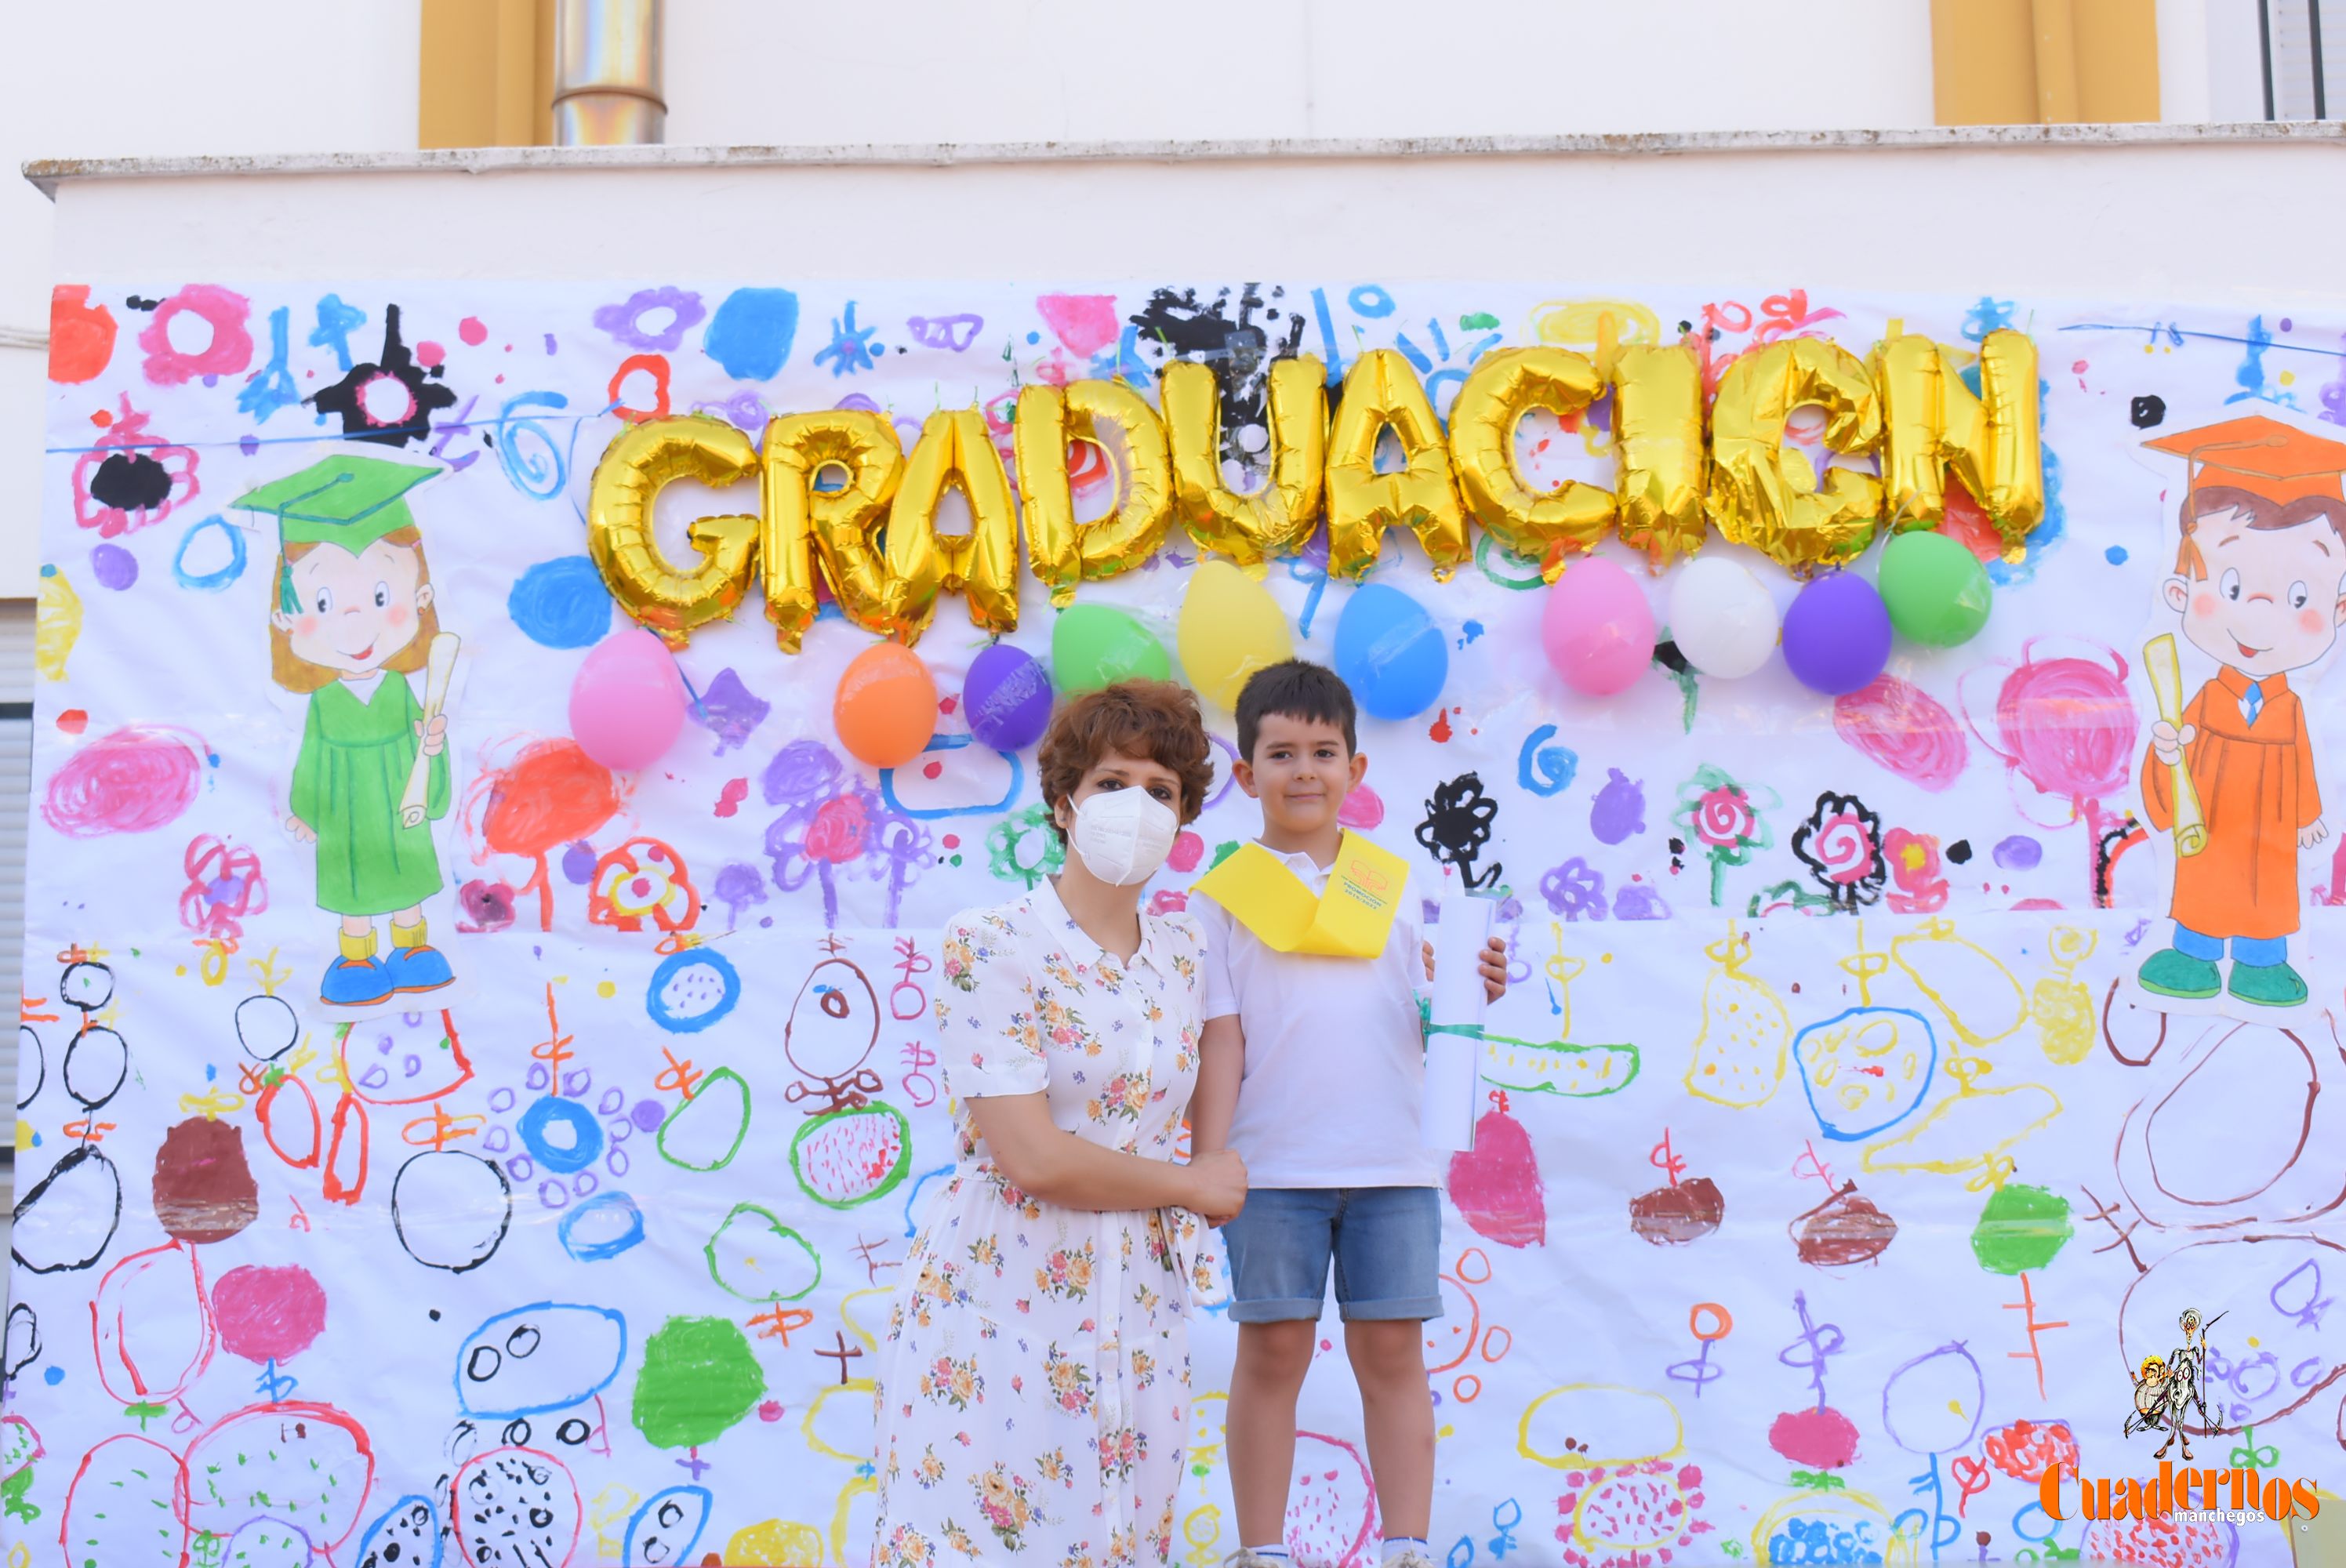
[385,942,455,995]
[321,955,396,1008]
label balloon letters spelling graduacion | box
[238,455,461,1011]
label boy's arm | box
[1192,1014,1244,1156]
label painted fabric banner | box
[10,278,2345,1568]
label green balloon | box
[1051,604,1171,693]
[1878,530,1992,647]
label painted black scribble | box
[313,303,458,448]
[1790,791,1887,912]
[1128,284,1307,466]
[2130,394,2166,430]
[88,450,175,513]
[1416,771,1502,891]
[1945,838,1974,865]
[2,1302,40,1385]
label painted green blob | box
[631,1315,766,1450]
[1970,1182,2072,1275]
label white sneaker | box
[1385,1551,1440,1568]
[1220,1554,1288,1568]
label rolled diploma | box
[1422,891,1489,1152]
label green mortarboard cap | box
[231,455,440,612]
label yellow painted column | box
[420,0,555,150]
[1932,0,2159,124]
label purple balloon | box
[963,643,1053,752]
[1782,572,1893,696]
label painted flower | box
[73,397,198,538]
[1539,856,1608,922]
[1791,791,1887,911]
[1673,764,1778,906]
[587,837,700,933]
[1099,1425,1148,1479]
[915,1445,947,1489]
[1691,785,1757,850]
[941,935,978,992]
[1883,826,1948,914]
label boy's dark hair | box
[1235,659,1358,761]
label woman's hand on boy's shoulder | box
[1478,935,1509,1004]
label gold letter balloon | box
[760,409,903,650]
[585,415,762,647]
[1873,328,2043,558]
[1611,342,1709,569]
[1161,356,1327,566]
[1449,347,1614,581]
[1014,379,1175,603]
[882,408,1022,643]
[1324,349,1471,580]
[1705,339,1884,574]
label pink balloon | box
[1542,557,1656,695]
[568,629,687,771]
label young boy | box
[1189,659,1508,1568]
[2137,416,2344,1007]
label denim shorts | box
[1220,1185,1444,1323]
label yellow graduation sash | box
[1191,830,1409,958]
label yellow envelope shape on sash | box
[1191,830,1409,958]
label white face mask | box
[1069,788,1180,887]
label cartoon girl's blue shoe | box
[386,943,456,994]
[321,955,396,1008]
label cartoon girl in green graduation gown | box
[234,455,459,1008]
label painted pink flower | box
[1884,826,1949,914]
[1692,786,1756,850]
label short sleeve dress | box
[872,880,1215,1568]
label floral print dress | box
[873,880,1215,1568]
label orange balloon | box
[833,642,939,768]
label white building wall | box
[663,0,1938,147]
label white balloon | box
[1667,557,1780,680]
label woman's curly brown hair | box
[1037,679,1214,844]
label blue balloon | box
[1333,583,1448,720]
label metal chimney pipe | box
[554,0,664,146]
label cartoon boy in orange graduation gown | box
[2137,415,2343,1007]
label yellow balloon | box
[1873,328,2043,559]
[1705,339,1883,574]
[585,415,761,648]
[1449,347,1614,581]
[1176,558,1295,710]
[1611,342,1709,569]
[1324,348,1469,580]
[760,409,902,649]
[883,408,1022,643]
[1014,379,1175,603]
[1162,356,1327,566]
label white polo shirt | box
[1194,841,1439,1189]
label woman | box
[873,679,1247,1568]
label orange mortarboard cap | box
[2145,414,2346,506]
